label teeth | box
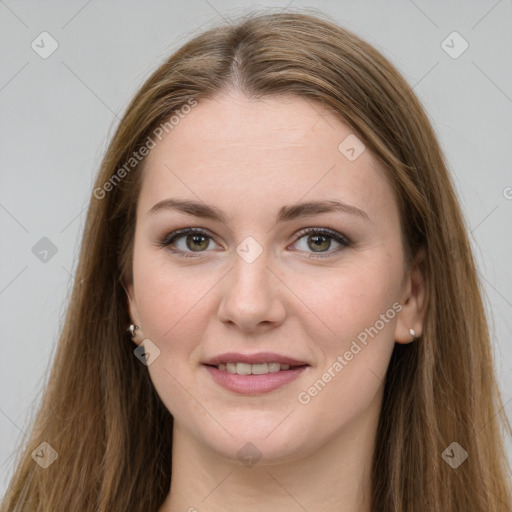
[268,362,281,373]
[216,362,295,375]
[236,363,252,375]
[251,363,269,375]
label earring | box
[409,328,416,340]
[127,324,139,338]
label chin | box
[189,415,322,466]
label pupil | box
[309,234,329,252]
[187,235,208,251]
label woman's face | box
[127,92,420,464]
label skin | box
[127,91,427,512]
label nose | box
[217,247,287,334]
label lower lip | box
[203,365,308,395]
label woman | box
[2,10,511,512]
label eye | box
[290,228,351,258]
[160,228,219,258]
[159,227,351,259]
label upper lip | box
[203,352,309,367]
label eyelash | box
[159,227,351,259]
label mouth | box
[205,362,307,375]
[202,352,310,395]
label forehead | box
[138,92,398,226]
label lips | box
[202,352,310,394]
[203,352,309,367]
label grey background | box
[1,0,511,496]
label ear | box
[123,280,143,347]
[394,246,428,344]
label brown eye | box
[292,228,351,258]
[307,233,332,252]
[161,228,219,258]
[184,234,210,251]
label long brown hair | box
[2,9,511,511]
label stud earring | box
[127,324,139,338]
[409,328,416,340]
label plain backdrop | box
[1,0,511,497]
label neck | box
[159,390,382,512]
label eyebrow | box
[147,198,371,224]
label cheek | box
[132,250,217,353]
[293,258,401,394]
[131,253,216,417]
[293,257,402,345]
[292,266,399,430]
